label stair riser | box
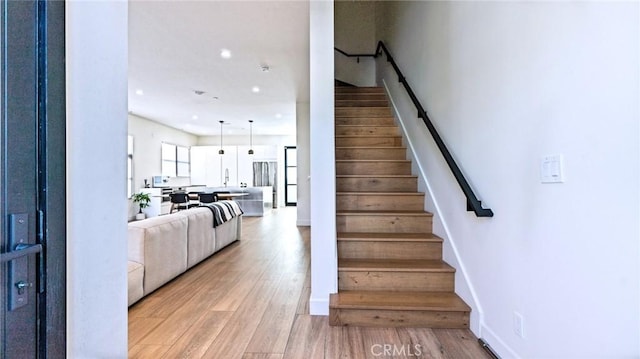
[336,108,391,117]
[335,87,384,94]
[335,94,388,101]
[335,100,389,107]
[336,137,403,147]
[337,215,432,233]
[336,162,411,175]
[336,148,406,161]
[338,271,454,292]
[336,126,398,136]
[329,309,469,328]
[336,177,417,192]
[338,241,442,260]
[335,117,395,126]
[337,194,424,211]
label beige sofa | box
[127,207,242,306]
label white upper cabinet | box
[191,145,278,187]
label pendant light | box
[248,120,254,155]
[218,120,225,155]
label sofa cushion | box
[128,214,188,295]
[214,215,240,252]
[176,208,217,268]
[127,261,144,306]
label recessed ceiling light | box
[192,115,199,120]
[252,86,260,93]
[275,113,282,118]
[135,89,144,96]
[220,49,232,59]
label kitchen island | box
[185,186,273,217]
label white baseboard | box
[296,219,311,226]
[481,324,520,359]
[309,296,329,315]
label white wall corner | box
[309,0,337,317]
[66,1,129,357]
[296,101,311,226]
[382,78,485,335]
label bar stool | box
[198,193,216,204]
[169,193,197,213]
[212,191,230,202]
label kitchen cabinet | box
[221,146,238,186]
[190,146,214,186]
[191,146,236,186]
[191,145,277,187]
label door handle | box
[2,243,42,310]
[2,214,43,310]
[0,243,43,263]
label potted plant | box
[132,192,151,220]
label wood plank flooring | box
[128,208,490,358]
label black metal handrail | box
[335,42,494,217]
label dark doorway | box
[284,146,297,206]
[0,1,66,357]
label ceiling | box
[128,1,310,137]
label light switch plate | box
[540,155,564,183]
[513,311,525,338]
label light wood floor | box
[128,207,490,358]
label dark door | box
[284,146,297,206]
[1,1,66,357]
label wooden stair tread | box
[336,124,397,127]
[336,106,389,108]
[335,116,395,119]
[330,291,470,312]
[337,210,432,216]
[339,259,453,272]
[337,232,442,242]
[336,161,409,163]
[336,146,406,149]
[335,135,402,138]
[335,86,383,90]
[337,192,423,196]
[337,175,417,178]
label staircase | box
[329,86,471,328]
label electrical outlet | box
[513,311,524,338]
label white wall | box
[128,114,198,188]
[334,1,376,87]
[376,2,639,358]
[66,1,128,357]
[309,0,337,315]
[296,102,311,226]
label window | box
[161,142,190,177]
[127,135,134,198]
